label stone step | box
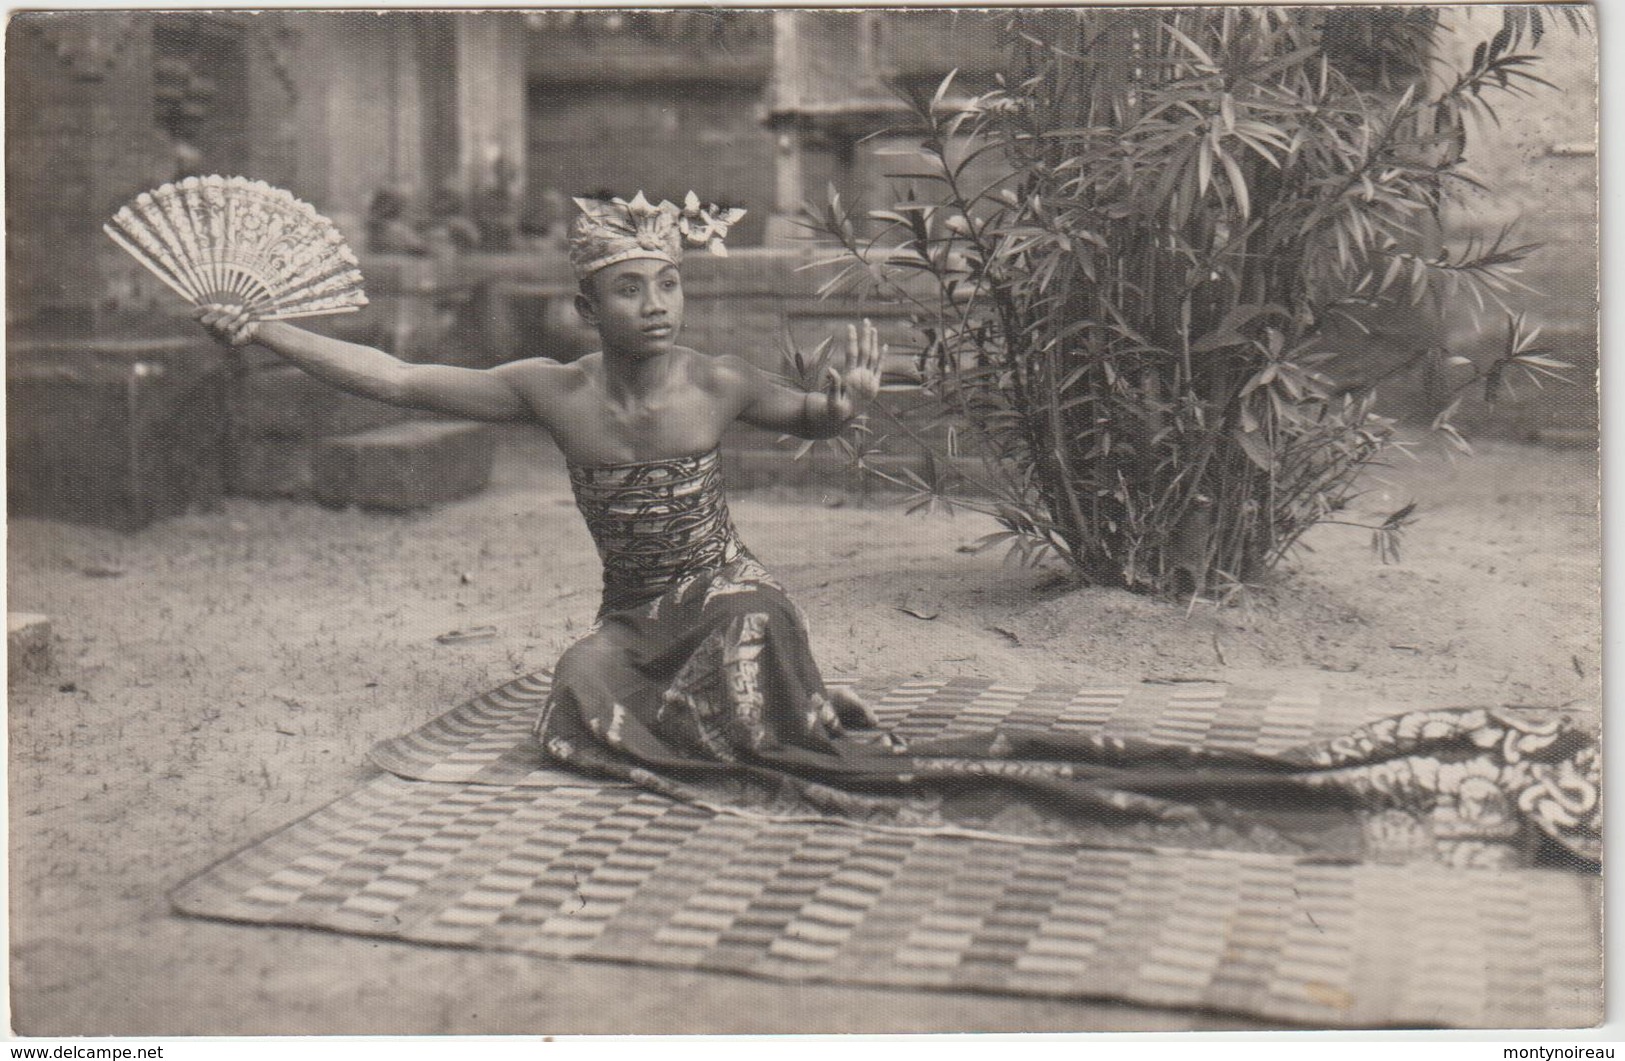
[312,421,496,511]
[8,613,51,681]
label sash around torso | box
[568,448,749,613]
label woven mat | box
[172,773,1602,1029]
[370,674,1395,786]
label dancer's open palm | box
[823,319,885,422]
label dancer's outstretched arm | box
[195,303,537,423]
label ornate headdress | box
[569,191,746,279]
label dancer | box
[197,189,885,733]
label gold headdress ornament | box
[569,191,746,280]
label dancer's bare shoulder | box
[688,348,764,402]
[473,354,598,426]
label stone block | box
[227,437,318,500]
[232,364,412,440]
[8,338,228,531]
[8,613,51,681]
[312,421,496,511]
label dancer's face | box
[576,259,684,360]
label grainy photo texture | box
[6,7,1601,1036]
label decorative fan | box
[104,175,367,321]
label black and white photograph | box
[5,5,1604,1040]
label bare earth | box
[8,428,1601,1035]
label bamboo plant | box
[802,7,1583,597]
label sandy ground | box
[7,427,1601,1036]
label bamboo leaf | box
[1163,20,1216,68]
[1233,425,1273,470]
[1219,149,1250,219]
[1189,303,1290,353]
[1513,354,1573,370]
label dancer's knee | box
[555,636,611,683]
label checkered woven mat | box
[171,774,1602,1028]
[369,674,1396,786]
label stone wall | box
[7,13,301,335]
[286,13,417,239]
[525,84,774,248]
[284,12,529,248]
[876,9,1006,97]
[9,14,169,333]
[523,11,775,247]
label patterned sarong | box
[536,450,1599,869]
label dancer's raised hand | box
[822,318,885,424]
[194,302,259,348]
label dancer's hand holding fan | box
[105,175,367,347]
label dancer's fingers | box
[201,303,240,330]
[824,366,850,421]
[198,303,254,346]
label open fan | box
[104,175,367,320]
